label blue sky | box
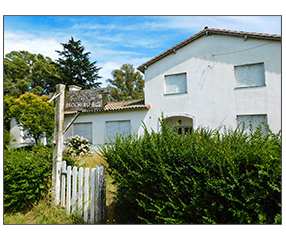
[4,15,281,86]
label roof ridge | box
[137,27,281,73]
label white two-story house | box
[10,27,281,150]
[138,27,281,135]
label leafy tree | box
[107,63,145,102]
[11,93,55,144]
[4,95,15,131]
[4,51,60,97]
[56,36,102,89]
[4,95,15,148]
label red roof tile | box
[137,27,281,73]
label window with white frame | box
[237,114,268,134]
[106,120,131,142]
[73,122,92,143]
[234,63,265,88]
[164,73,187,95]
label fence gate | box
[60,161,106,224]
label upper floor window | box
[234,63,265,88]
[164,73,187,95]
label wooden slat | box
[95,165,106,222]
[78,167,83,217]
[84,168,90,223]
[89,168,96,223]
[66,165,72,214]
[72,166,77,213]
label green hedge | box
[100,118,281,224]
[4,145,53,213]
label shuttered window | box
[234,63,265,87]
[73,122,92,143]
[237,115,268,134]
[106,120,131,142]
[165,73,187,94]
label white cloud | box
[4,31,62,60]
[162,16,281,35]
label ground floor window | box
[237,114,268,134]
[73,122,92,143]
[106,120,131,142]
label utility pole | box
[51,84,66,206]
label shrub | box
[99,118,281,224]
[64,135,92,157]
[4,145,53,213]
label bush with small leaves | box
[99,116,281,224]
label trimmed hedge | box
[4,145,53,213]
[100,118,281,224]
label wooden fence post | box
[95,165,106,222]
[52,84,65,206]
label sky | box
[3,16,281,87]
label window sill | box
[164,92,188,96]
[234,84,266,90]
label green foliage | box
[107,63,145,102]
[11,92,54,144]
[64,135,92,157]
[4,95,15,131]
[99,117,281,224]
[4,50,60,97]
[4,145,53,213]
[56,36,102,89]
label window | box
[73,122,92,143]
[165,73,187,95]
[234,63,265,88]
[237,115,268,134]
[106,120,131,142]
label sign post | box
[52,84,66,206]
[51,86,109,206]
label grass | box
[4,197,84,224]
[4,151,117,224]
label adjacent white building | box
[10,27,281,149]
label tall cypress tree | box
[56,37,102,89]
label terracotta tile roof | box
[64,99,150,115]
[137,27,281,73]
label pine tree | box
[56,37,102,89]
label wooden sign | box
[64,88,109,112]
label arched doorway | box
[165,115,193,135]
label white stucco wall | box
[64,109,149,151]
[10,118,48,147]
[143,34,281,133]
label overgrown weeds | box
[4,197,84,224]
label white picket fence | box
[60,161,106,224]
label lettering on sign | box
[64,88,109,112]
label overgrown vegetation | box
[4,145,113,224]
[4,145,53,213]
[4,198,84,224]
[99,118,281,224]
